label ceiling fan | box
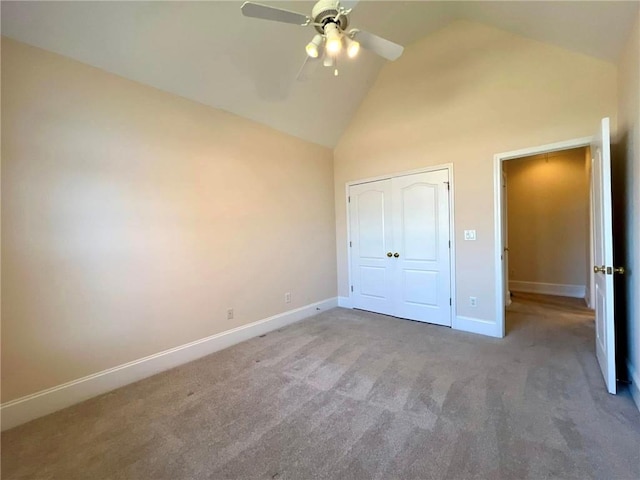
[240,0,404,80]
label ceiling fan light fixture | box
[239,1,406,83]
[323,53,336,67]
[305,34,324,58]
[324,22,342,54]
[345,36,360,58]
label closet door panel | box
[392,170,451,326]
[348,169,452,327]
[349,180,394,315]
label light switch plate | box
[464,230,477,241]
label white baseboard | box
[338,296,352,308]
[627,360,640,413]
[453,316,501,338]
[584,287,592,308]
[510,281,586,299]
[0,297,338,432]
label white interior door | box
[349,180,394,316]
[392,171,451,326]
[349,169,452,326]
[591,117,616,394]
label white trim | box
[338,296,352,308]
[587,145,596,310]
[627,360,640,413]
[502,171,511,310]
[344,181,353,309]
[509,281,586,298]
[583,294,590,309]
[345,164,457,329]
[0,297,338,432]
[448,165,458,327]
[345,164,455,188]
[494,137,593,338]
[494,153,505,337]
[453,316,501,338]
[494,137,593,162]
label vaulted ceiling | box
[2,1,638,147]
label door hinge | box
[444,181,450,191]
[348,196,351,203]
[449,298,452,306]
[349,241,352,247]
[351,285,354,292]
[448,240,451,248]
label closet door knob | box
[387,252,393,257]
[394,253,400,258]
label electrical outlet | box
[469,297,477,307]
[227,308,234,320]
[464,230,477,241]
[285,292,291,304]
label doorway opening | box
[502,147,595,340]
[502,146,594,332]
[493,136,593,338]
[496,121,617,394]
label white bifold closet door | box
[349,169,452,326]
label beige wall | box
[504,148,589,288]
[616,11,640,398]
[334,20,617,323]
[1,38,337,402]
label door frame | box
[493,137,593,337]
[502,171,512,308]
[345,163,456,326]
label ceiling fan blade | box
[241,2,311,26]
[354,30,404,61]
[297,55,320,82]
[339,0,360,10]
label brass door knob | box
[613,266,625,274]
[387,252,393,257]
[394,252,400,258]
[594,265,606,273]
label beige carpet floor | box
[2,293,640,479]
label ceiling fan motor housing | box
[312,0,349,33]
